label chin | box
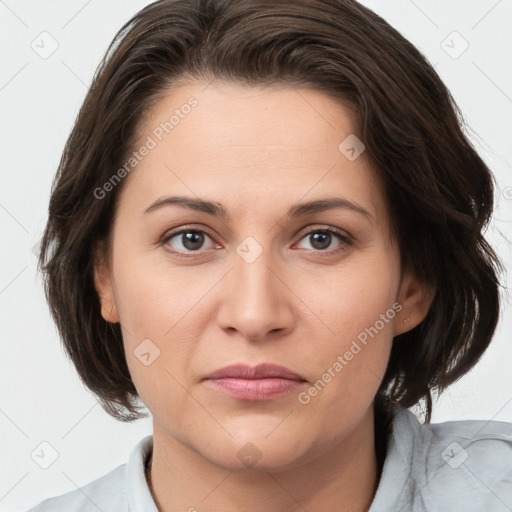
[198,432,312,473]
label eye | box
[162,227,219,257]
[295,227,352,254]
[161,225,352,258]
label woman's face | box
[95,81,430,471]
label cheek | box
[300,250,399,342]
[112,252,210,339]
[294,255,398,399]
[296,296,394,429]
[111,254,219,413]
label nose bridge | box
[217,235,293,340]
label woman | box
[29,0,512,510]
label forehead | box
[138,80,359,157]
[119,81,389,233]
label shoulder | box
[395,408,512,510]
[25,435,155,512]
[25,464,127,511]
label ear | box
[93,241,120,323]
[394,269,435,336]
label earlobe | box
[93,242,120,324]
[394,271,435,336]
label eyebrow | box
[143,195,373,222]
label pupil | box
[183,232,204,250]
[311,232,330,250]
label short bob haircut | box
[39,0,504,426]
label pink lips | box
[203,363,307,401]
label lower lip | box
[204,377,306,401]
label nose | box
[216,244,296,342]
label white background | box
[1,1,511,510]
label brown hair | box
[38,0,504,424]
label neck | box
[147,406,382,512]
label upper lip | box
[204,363,306,381]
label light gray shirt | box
[26,408,512,511]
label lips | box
[203,363,307,401]
[204,363,306,381]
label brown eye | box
[162,228,218,255]
[296,228,352,253]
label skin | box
[94,81,433,512]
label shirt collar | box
[126,434,159,511]
[369,407,424,511]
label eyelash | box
[160,225,353,258]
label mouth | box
[203,363,308,401]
